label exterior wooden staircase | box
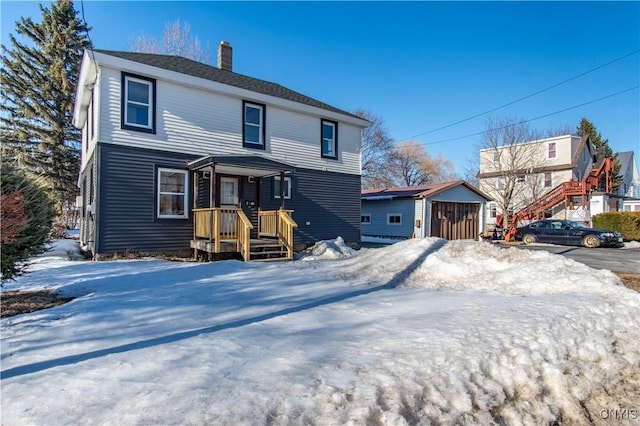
[501,157,614,240]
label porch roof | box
[188,155,295,178]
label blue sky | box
[2,1,639,174]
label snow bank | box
[343,238,627,296]
[622,240,640,249]
[2,237,639,425]
[298,236,356,260]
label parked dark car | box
[514,220,623,248]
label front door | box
[219,176,239,236]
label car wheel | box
[582,234,600,248]
[523,234,536,245]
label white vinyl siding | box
[99,66,362,176]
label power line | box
[410,85,639,147]
[398,49,640,142]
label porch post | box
[192,170,198,260]
[209,165,216,208]
[279,171,285,210]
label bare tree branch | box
[129,19,211,63]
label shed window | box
[387,214,402,225]
[157,168,188,219]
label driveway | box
[497,242,640,274]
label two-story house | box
[73,42,370,259]
[478,134,597,228]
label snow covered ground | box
[1,238,639,425]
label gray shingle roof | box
[617,151,633,177]
[94,49,361,120]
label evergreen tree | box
[1,0,91,218]
[576,118,622,190]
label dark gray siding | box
[96,144,197,254]
[79,153,98,252]
[95,143,359,253]
[261,169,361,244]
[361,198,416,238]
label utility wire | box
[398,49,640,142]
[413,85,639,146]
[79,0,98,75]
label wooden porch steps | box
[192,238,291,262]
[248,239,288,261]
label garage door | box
[430,202,479,240]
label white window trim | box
[274,176,292,199]
[361,214,372,225]
[157,168,188,219]
[244,102,264,146]
[124,75,153,130]
[489,203,497,219]
[387,213,402,226]
[547,142,557,159]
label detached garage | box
[361,180,491,240]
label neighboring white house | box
[478,134,597,227]
[617,151,640,212]
[73,42,370,258]
[361,181,491,241]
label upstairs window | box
[122,73,155,133]
[489,203,497,218]
[548,142,557,159]
[321,119,338,159]
[157,168,188,219]
[243,101,265,148]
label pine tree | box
[576,118,622,189]
[1,0,91,219]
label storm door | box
[219,176,240,236]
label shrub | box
[592,212,640,241]
[1,162,53,281]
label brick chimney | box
[217,41,232,71]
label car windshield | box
[565,221,589,229]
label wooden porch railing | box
[193,207,249,259]
[193,208,296,261]
[236,210,253,261]
[258,209,297,260]
[277,210,297,260]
